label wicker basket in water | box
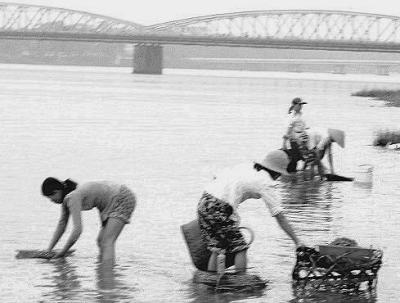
[180,219,254,271]
[292,241,383,291]
[182,219,265,292]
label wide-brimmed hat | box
[328,128,345,148]
[291,97,307,105]
[258,150,290,175]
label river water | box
[1,64,400,303]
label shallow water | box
[1,64,400,302]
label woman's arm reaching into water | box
[47,205,69,251]
[275,212,301,247]
[54,199,83,258]
[260,187,303,248]
[327,144,334,174]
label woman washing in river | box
[305,127,346,179]
[197,150,302,273]
[41,178,136,264]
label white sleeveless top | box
[204,162,284,217]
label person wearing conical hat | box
[306,127,345,178]
[197,150,303,273]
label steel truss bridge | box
[1,3,400,51]
[2,3,400,73]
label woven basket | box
[292,245,383,290]
[180,219,253,271]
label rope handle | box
[209,226,255,255]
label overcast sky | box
[10,0,400,25]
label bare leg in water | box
[234,250,247,273]
[97,226,105,261]
[207,250,247,273]
[207,251,218,272]
[97,217,126,265]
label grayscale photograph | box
[1,0,399,302]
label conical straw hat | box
[328,128,345,148]
[260,150,290,175]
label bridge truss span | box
[149,10,400,44]
[0,2,144,34]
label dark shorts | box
[304,148,326,166]
[284,144,303,172]
[197,192,248,254]
[289,138,319,166]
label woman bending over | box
[41,178,136,264]
[197,150,303,273]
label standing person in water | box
[197,150,302,273]
[282,97,310,172]
[41,178,136,264]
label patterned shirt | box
[204,162,284,217]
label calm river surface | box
[1,64,400,303]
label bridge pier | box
[133,44,163,74]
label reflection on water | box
[291,286,377,303]
[41,259,81,302]
[38,259,137,303]
[278,174,378,245]
[95,263,137,303]
[186,278,267,303]
[278,177,338,246]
